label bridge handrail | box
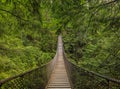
[63,52,120,89]
[81,67,120,84]
[0,67,39,86]
[0,56,55,86]
[61,34,120,89]
[65,55,120,84]
[0,36,58,89]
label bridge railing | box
[0,51,58,89]
[63,52,120,89]
[0,36,61,89]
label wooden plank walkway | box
[46,36,71,89]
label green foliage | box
[0,0,57,80]
[0,0,119,83]
[44,0,120,79]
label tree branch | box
[89,0,117,10]
[0,8,29,22]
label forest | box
[0,0,120,84]
[0,0,57,80]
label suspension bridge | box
[0,35,120,89]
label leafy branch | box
[0,8,29,21]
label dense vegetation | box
[0,0,120,81]
[44,0,120,79]
[0,0,57,79]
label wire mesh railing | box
[59,34,120,89]
[1,35,120,89]
[0,35,61,89]
[0,52,58,89]
[63,52,120,89]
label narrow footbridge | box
[45,36,71,89]
[0,36,120,89]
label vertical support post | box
[107,80,110,89]
[0,83,2,88]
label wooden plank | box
[46,36,71,89]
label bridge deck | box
[46,36,71,89]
